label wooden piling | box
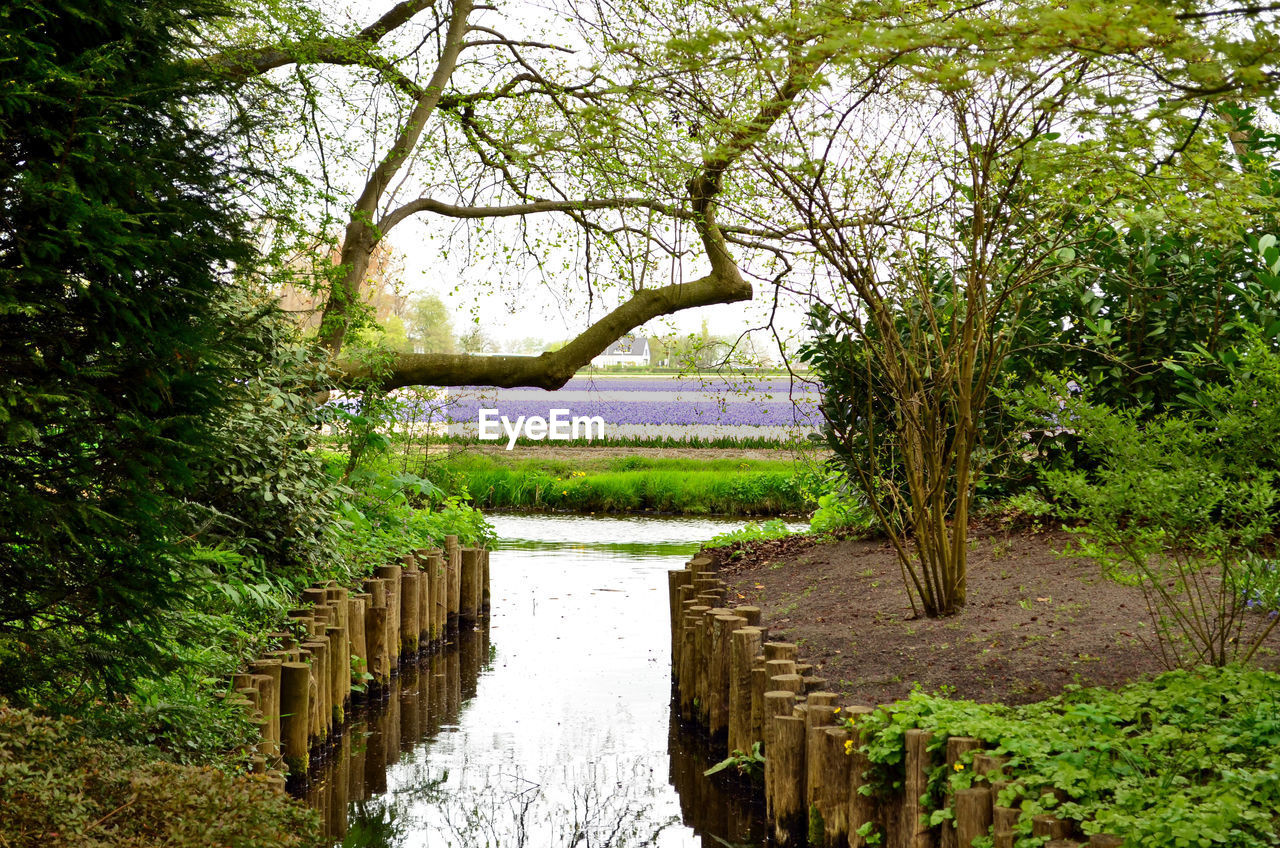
[1032,815,1070,840]
[733,605,762,627]
[763,690,797,752]
[698,607,732,726]
[400,570,421,655]
[325,625,348,725]
[770,714,807,846]
[460,547,481,622]
[445,535,461,627]
[955,788,993,848]
[679,606,709,717]
[818,727,852,847]
[710,614,745,743]
[417,556,430,647]
[749,661,768,747]
[805,704,838,808]
[248,659,282,757]
[347,594,368,693]
[771,673,805,695]
[992,806,1020,848]
[729,627,763,755]
[425,550,445,642]
[375,564,401,671]
[366,604,389,687]
[942,737,983,848]
[764,642,799,662]
[669,570,694,668]
[280,662,311,776]
[903,728,936,848]
[846,706,880,848]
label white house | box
[591,336,651,368]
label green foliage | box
[704,741,765,780]
[0,0,259,705]
[809,488,873,536]
[1029,344,1280,667]
[422,452,811,515]
[1009,108,1280,422]
[0,703,319,847]
[189,288,343,579]
[849,667,1280,848]
[704,519,794,549]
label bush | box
[0,703,319,847]
[1030,343,1280,668]
[850,667,1280,848]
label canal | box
[302,513,791,846]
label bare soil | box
[711,524,1280,706]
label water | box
[303,514,804,846]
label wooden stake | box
[400,570,421,654]
[248,659,282,756]
[771,715,807,846]
[375,564,401,670]
[992,806,1020,848]
[903,728,936,848]
[366,604,389,687]
[942,737,983,848]
[729,627,764,755]
[819,727,852,847]
[460,547,481,622]
[280,662,311,776]
[445,535,461,627]
[764,642,799,662]
[710,614,745,744]
[955,788,993,848]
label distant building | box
[591,336,651,368]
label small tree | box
[792,68,1086,616]
[0,0,256,701]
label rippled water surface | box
[303,514,803,847]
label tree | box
[796,68,1083,616]
[0,0,258,699]
[200,0,834,388]
[197,0,1279,398]
[405,293,456,354]
[772,3,1280,616]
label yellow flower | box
[833,707,842,713]
[844,740,854,755]
[954,763,965,771]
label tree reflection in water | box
[299,515,778,847]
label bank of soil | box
[713,525,1280,706]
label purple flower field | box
[389,375,825,440]
[442,398,821,427]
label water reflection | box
[302,514,787,846]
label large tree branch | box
[377,195,682,232]
[339,52,828,391]
[339,268,752,390]
[199,0,436,81]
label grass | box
[418,451,814,515]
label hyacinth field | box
[419,375,824,443]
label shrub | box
[1032,343,1280,668]
[849,667,1280,848]
[0,703,319,847]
